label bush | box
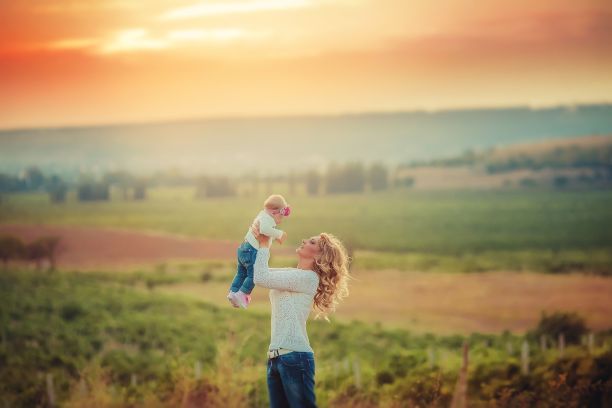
[529,311,588,345]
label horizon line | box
[1,100,611,133]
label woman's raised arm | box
[253,247,319,294]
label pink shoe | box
[227,291,239,308]
[234,290,251,309]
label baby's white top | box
[244,210,284,249]
[253,247,320,353]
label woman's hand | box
[251,220,271,248]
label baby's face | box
[273,212,283,224]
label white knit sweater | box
[244,210,284,249]
[253,247,320,353]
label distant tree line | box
[195,176,237,198]
[0,166,149,203]
[485,145,612,174]
[0,235,63,271]
[398,143,612,177]
[1,162,413,201]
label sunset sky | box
[1,0,611,129]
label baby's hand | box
[275,231,287,244]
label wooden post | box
[539,334,547,351]
[130,373,137,387]
[521,340,530,375]
[195,360,202,380]
[343,357,350,372]
[558,333,565,358]
[439,349,448,368]
[333,361,339,388]
[352,358,362,388]
[450,341,469,408]
[428,347,435,369]
[46,373,56,407]
[588,332,595,354]
[78,378,87,397]
[506,341,513,355]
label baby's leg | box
[229,255,247,293]
[239,249,257,295]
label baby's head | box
[264,194,290,224]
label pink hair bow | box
[279,206,291,217]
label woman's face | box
[296,235,321,259]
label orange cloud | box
[1,1,611,128]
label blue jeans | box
[267,351,317,408]
[229,241,257,294]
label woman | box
[250,222,352,408]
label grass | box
[1,267,610,407]
[2,187,612,274]
[111,257,612,335]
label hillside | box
[397,134,612,189]
[1,104,612,179]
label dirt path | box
[0,223,295,270]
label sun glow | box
[161,0,312,20]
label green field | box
[2,188,612,274]
[1,268,610,407]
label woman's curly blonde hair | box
[311,233,353,322]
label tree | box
[77,182,110,201]
[325,162,366,194]
[368,163,388,191]
[529,311,588,346]
[133,179,147,200]
[46,174,68,203]
[24,236,63,271]
[103,170,134,199]
[22,166,45,190]
[0,235,25,268]
[195,176,236,198]
[305,170,321,196]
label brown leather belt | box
[268,348,294,359]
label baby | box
[227,194,290,308]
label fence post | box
[450,341,469,408]
[506,341,513,355]
[558,333,565,358]
[195,360,202,380]
[588,332,595,354]
[521,340,530,375]
[78,377,88,397]
[539,334,547,351]
[427,347,436,369]
[333,361,339,388]
[352,358,362,389]
[343,357,350,373]
[46,373,56,407]
[439,349,448,368]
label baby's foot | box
[227,291,239,308]
[234,290,251,309]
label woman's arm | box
[253,247,319,293]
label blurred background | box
[1,1,611,407]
